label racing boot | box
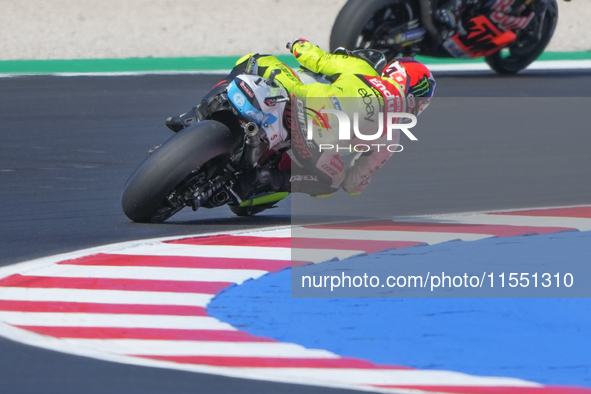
[235,167,291,201]
[165,106,206,133]
[289,166,339,197]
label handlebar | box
[265,69,282,86]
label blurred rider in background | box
[434,0,542,40]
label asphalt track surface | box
[0,70,590,393]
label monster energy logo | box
[411,77,431,96]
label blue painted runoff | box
[208,230,591,387]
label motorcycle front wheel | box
[485,0,558,74]
[121,121,233,223]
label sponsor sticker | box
[240,81,255,98]
[233,93,245,107]
[329,94,342,111]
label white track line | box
[293,228,490,243]
[0,70,234,78]
[0,287,213,307]
[112,243,292,260]
[214,368,542,387]
[519,59,591,70]
[430,214,591,231]
[235,228,292,238]
[0,312,233,330]
[110,242,361,263]
[21,264,266,284]
[63,339,337,358]
[291,248,365,262]
[422,59,591,72]
[1,59,591,78]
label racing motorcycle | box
[124,52,373,223]
[121,57,295,223]
[329,0,565,74]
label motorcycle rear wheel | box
[121,121,233,223]
[485,0,558,74]
[329,0,415,60]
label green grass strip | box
[0,55,299,74]
[0,51,589,75]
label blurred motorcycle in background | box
[330,0,568,74]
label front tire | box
[485,0,558,74]
[121,121,233,223]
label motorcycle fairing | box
[444,15,517,58]
[227,74,288,150]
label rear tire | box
[329,0,414,60]
[485,0,558,74]
[121,121,233,223]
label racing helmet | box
[382,58,436,116]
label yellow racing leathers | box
[238,41,408,196]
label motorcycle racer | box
[240,39,435,197]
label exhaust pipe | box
[211,190,230,205]
[243,122,259,137]
[240,121,268,168]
